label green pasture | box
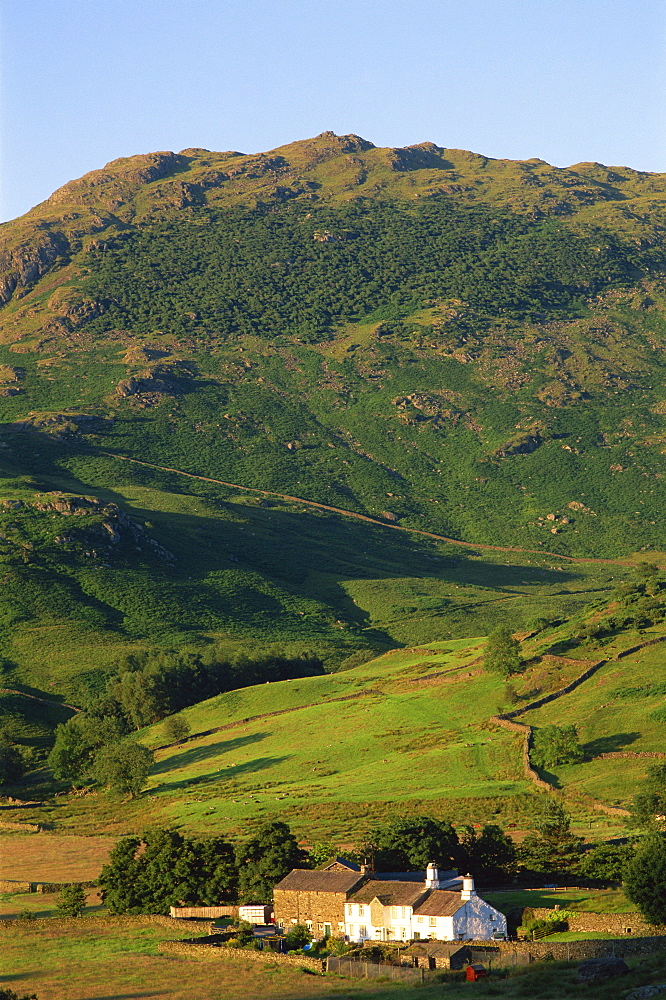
[522,640,666,803]
[1,915,664,1000]
[484,889,634,915]
[129,639,527,840]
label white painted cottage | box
[344,865,506,943]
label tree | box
[93,741,154,798]
[459,824,517,884]
[366,816,461,872]
[307,841,341,868]
[624,832,666,924]
[630,763,666,828]
[56,883,87,917]
[235,821,306,902]
[284,923,312,949]
[162,715,191,742]
[577,842,633,882]
[0,990,39,1000]
[99,828,238,914]
[48,714,127,785]
[530,725,584,770]
[483,627,521,677]
[518,799,583,875]
[0,738,25,787]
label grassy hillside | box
[2,132,666,797]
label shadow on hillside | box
[154,754,291,793]
[4,428,587,649]
[583,732,642,756]
[152,731,268,775]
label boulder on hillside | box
[576,957,629,983]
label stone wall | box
[274,889,346,937]
[158,939,324,972]
[530,907,666,937]
[464,936,666,964]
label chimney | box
[360,864,371,876]
[425,863,440,889]
[460,874,476,901]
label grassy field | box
[4,635,639,845]
[0,834,113,883]
[1,916,665,1000]
[484,889,634,914]
[520,635,666,805]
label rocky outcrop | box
[47,151,187,206]
[114,363,189,399]
[0,230,70,305]
[495,431,543,457]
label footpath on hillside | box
[103,453,634,568]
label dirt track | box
[104,453,635,567]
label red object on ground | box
[466,964,487,981]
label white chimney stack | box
[461,874,476,901]
[425,863,440,889]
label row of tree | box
[95,807,626,917]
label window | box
[358,904,365,917]
[391,906,398,918]
[414,931,421,940]
[401,907,407,919]
[291,919,297,925]
[429,917,437,927]
[417,916,424,924]
[338,922,344,931]
[306,920,312,930]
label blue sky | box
[2,0,665,221]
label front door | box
[323,923,331,939]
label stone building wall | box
[273,889,347,936]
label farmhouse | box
[274,861,506,943]
[344,868,506,943]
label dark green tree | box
[530,725,584,769]
[162,715,191,742]
[483,627,521,677]
[99,828,238,914]
[56,883,87,917]
[630,763,666,828]
[48,714,126,785]
[235,821,306,902]
[98,836,146,914]
[0,989,39,1000]
[93,741,154,798]
[518,800,583,875]
[577,842,633,882]
[0,738,25,787]
[459,824,517,884]
[284,923,312,949]
[367,816,461,872]
[624,832,666,924]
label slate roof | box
[349,880,428,907]
[321,858,361,872]
[273,869,364,894]
[413,889,464,917]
